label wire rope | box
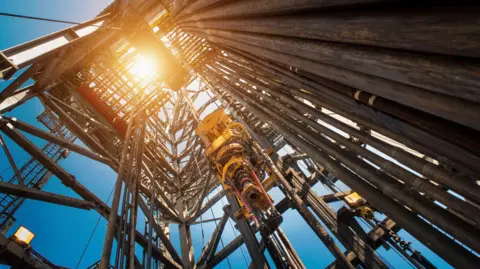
[0,12,89,26]
[200,214,205,246]
[193,155,233,269]
[205,193,233,269]
[75,183,117,269]
[219,196,250,267]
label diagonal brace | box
[0,181,96,210]
[40,94,116,160]
[0,133,25,185]
[187,189,225,224]
[138,198,183,265]
[0,119,180,267]
[3,116,115,167]
[0,116,111,216]
[197,205,231,267]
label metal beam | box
[322,191,352,203]
[0,14,111,75]
[139,183,179,221]
[226,194,269,269]
[4,116,115,167]
[100,109,136,269]
[0,119,176,267]
[0,133,24,185]
[134,231,181,269]
[0,181,96,210]
[187,189,225,224]
[205,179,354,268]
[45,94,116,133]
[138,198,183,265]
[0,85,37,113]
[40,94,116,159]
[287,170,388,269]
[0,118,110,217]
[197,205,231,266]
[207,194,294,268]
[177,197,195,269]
[0,63,43,103]
[0,117,179,268]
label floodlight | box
[13,226,35,246]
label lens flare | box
[129,56,158,79]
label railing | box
[0,110,75,231]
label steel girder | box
[0,1,480,269]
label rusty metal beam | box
[0,181,96,210]
[196,205,231,266]
[4,116,115,167]
[138,198,183,265]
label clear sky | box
[0,1,452,269]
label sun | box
[129,55,158,80]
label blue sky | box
[0,1,453,268]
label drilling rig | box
[196,109,282,230]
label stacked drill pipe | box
[174,2,480,176]
[216,45,480,176]
[148,5,480,267]
[167,3,480,184]
[203,58,480,221]
[201,51,477,264]
[213,56,480,214]
[199,60,480,268]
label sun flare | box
[129,55,158,79]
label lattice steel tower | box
[0,1,479,269]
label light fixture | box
[13,226,35,246]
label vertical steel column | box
[252,134,355,269]
[197,205,231,266]
[147,108,160,269]
[100,114,136,269]
[128,112,147,268]
[261,231,291,269]
[179,223,194,269]
[226,194,270,269]
[177,199,195,269]
[275,228,307,269]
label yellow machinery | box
[196,109,278,224]
[338,192,375,227]
[344,192,374,220]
